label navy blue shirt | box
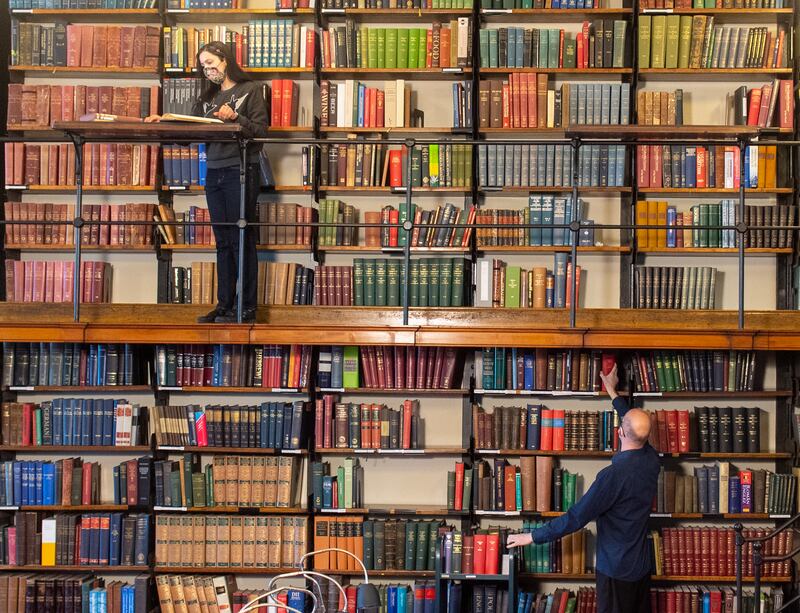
[531,396,660,581]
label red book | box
[462,535,474,574]
[649,145,662,188]
[696,147,706,188]
[281,80,296,127]
[504,465,517,511]
[637,145,650,187]
[501,81,510,128]
[600,353,616,392]
[551,409,565,451]
[376,90,385,128]
[485,533,500,574]
[747,89,762,126]
[677,410,690,452]
[779,80,794,129]
[388,209,399,246]
[454,462,465,510]
[388,150,403,186]
[540,409,553,450]
[656,411,669,452]
[473,534,487,574]
[82,463,93,504]
[665,410,679,453]
[271,79,283,127]
[401,400,412,449]
[424,585,436,612]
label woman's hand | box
[506,533,533,548]
[144,114,162,123]
[213,103,239,122]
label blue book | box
[35,461,43,505]
[275,403,285,448]
[13,462,22,506]
[113,466,120,504]
[282,404,292,449]
[541,196,554,246]
[212,345,221,386]
[529,195,542,246]
[90,590,99,613]
[523,352,534,390]
[510,348,518,390]
[89,514,101,564]
[96,344,106,385]
[331,346,344,388]
[198,144,207,186]
[729,475,741,514]
[553,197,566,246]
[684,146,697,188]
[288,590,305,613]
[109,512,123,566]
[98,514,111,564]
[322,476,333,508]
[553,253,568,308]
[545,273,554,307]
[260,403,269,448]
[81,399,93,446]
[397,586,407,613]
[667,206,677,248]
[527,405,541,450]
[267,402,277,448]
[388,586,398,613]
[63,399,74,445]
[42,462,55,505]
[52,398,63,445]
[93,399,104,446]
[357,83,366,127]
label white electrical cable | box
[236,586,318,613]
[298,547,370,584]
[268,569,349,613]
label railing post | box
[569,137,581,328]
[737,136,748,329]
[236,136,248,323]
[402,139,415,327]
[753,540,763,608]
[734,522,744,612]
[69,134,85,322]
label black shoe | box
[215,308,256,324]
[197,306,229,324]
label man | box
[507,365,660,613]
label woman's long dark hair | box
[196,41,251,103]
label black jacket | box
[192,80,268,169]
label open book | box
[160,113,223,124]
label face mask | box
[203,66,225,85]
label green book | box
[415,520,429,570]
[677,16,692,69]
[638,15,652,69]
[410,261,420,307]
[377,28,386,68]
[664,15,681,69]
[363,520,374,570]
[426,521,438,570]
[343,346,359,389]
[170,470,182,507]
[387,261,400,307]
[357,28,364,68]
[439,258,453,307]
[352,81,360,128]
[451,257,464,307]
[353,258,365,306]
[375,259,388,306]
[479,30,489,68]
[653,352,667,391]
[385,28,398,69]
[699,203,709,248]
[344,457,354,508]
[650,15,666,69]
[192,473,206,507]
[397,29,409,69]
[462,467,473,511]
[205,465,214,506]
[711,203,721,248]
[368,28,379,69]
[418,260,429,307]
[417,28,426,69]
[612,20,627,68]
[405,521,418,569]
[465,145,472,187]
[428,259,440,307]
[35,410,42,445]
[428,144,439,187]
[505,265,521,308]
[336,465,345,508]
[547,29,559,69]
[183,453,194,508]
[364,258,376,306]
[373,520,385,569]
[563,39,577,69]
[408,28,419,69]
[446,472,455,509]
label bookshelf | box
[2,0,800,611]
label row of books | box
[0,399,144,448]
[155,575,242,613]
[654,464,796,516]
[321,20,472,69]
[452,81,473,129]
[259,202,314,247]
[161,77,202,117]
[10,23,159,69]
[0,574,150,613]
[476,347,614,393]
[519,523,587,574]
[638,89,684,126]
[476,197,585,247]
[319,345,462,390]
[150,403,306,450]
[448,455,561,513]
[360,519,441,571]
[634,265,718,310]
[154,514,307,569]
[160,205,214,246]
[269,79,301,127]
[4,143,160,187]
[311,458,364,509]
[163,22,315,69]
[322,0,473,6]
[154,344,312,389]
[482,255,581,309]
[162,145,207,187]
[153,454,301,509]
[653,526,791,577]
[641,0,785,7]
[7,84,159,128]
[2,342,146,389]
[5,260,112,304]
[439,527,506,574]
[650,587,784,613]
[318,199,359,246]
[478,144,626,188]
[168,263,218,305]
[447,584,511,613]
[648,406,761,454]
[517,588,596,613]
[473,405,621,453]
[379,203,475,248]
[639,17,788,70]
[4,512,151,567]
[631,350,759,393]
[479,21,629,69]
[316,398,424,450]
[320,79,412,129]
[637,144,780,189]
[734,81,791,128]
[260,262,314,306]
[0,458,104,507]
[113,457,151,508]
[3,202,156,248]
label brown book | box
[535,455,553,512]
[489,80,502,129]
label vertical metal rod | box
[734,523,743,613]
[236,137,247,324]
[753,541,763,608]
[569,138,581,328]
[737,138,747,329]
[71,135,84,322]
[403,139,415,326]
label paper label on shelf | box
[271,388,299,393]
[277,7,294,12]
[475,510,520,516]
[5,186,27,190]
[0,506,19,510]
[166,8,190,12]
[154,506,188,512]
[464,575,477,579]
[481,8,512,13]
[11,9,34,13]
[442,68,463,73]
[634,392,663,397]
[643,8,672,12]
[321,7,345,12]
[378,449,425,454]
[158,446,185,451]
[771,514,791,518]
[322,508,347,513]
[320,387,345,393]
[9,386,35,391]
[164,68,187,73]
[159,386,183,391]
[651,513,672,518]
[282,449,302,455]
[354,448,375,454]
[477,449,500,455]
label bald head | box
[621,409,651,448]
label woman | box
[147,41,267,324]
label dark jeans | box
[596,571,651,613]
[204,163,259,312]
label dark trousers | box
[596,572,651,613]
[204,163,259,312]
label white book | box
[299,26,307,67]
[457,17,470,64]
[719,461,730,514]
[343,80,354,127]
[337,82,346,127]
[396,79,405,128]
[724,150,735,189]
[384,80,397,127]
[748,145,758,188]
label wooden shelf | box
[315,447,467,456]
[153,506,306,514]
[479,246,631,254]
[4,385,152,393]
[637,187,792,195]
[321,67,472,79]
[154,566,299,575]
[320,186,472,194]
[636,390,792,398]
[0,445,151,453]
[317,387,469,395]
[165,7,315,20]
[318,246,470,253]
[10,66,157,77]
[650,512,793,520]
[482,7,633,17]
[6,185,157,194]
[320,126,462,134]
[266,126,314,133]
[157,445,307,455]
[3,244,155,253]
[474,388,608,397]
[518,573,790,583]
[639,247,793,255]
[10,8,160,21]
[0,565,145,573]
[480,67,632,75]
[160,244,312,253]
[164,67,314,76]
[323,7,472,18]
[640,7,793,17]
[566,124,761,138]
[480,186,632,195]
[317,505,468,516]
[15,504,135,512]
[639,68,793,79]
[336,569,435,578]
[478,449,793,460]
[157,386,307,393]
